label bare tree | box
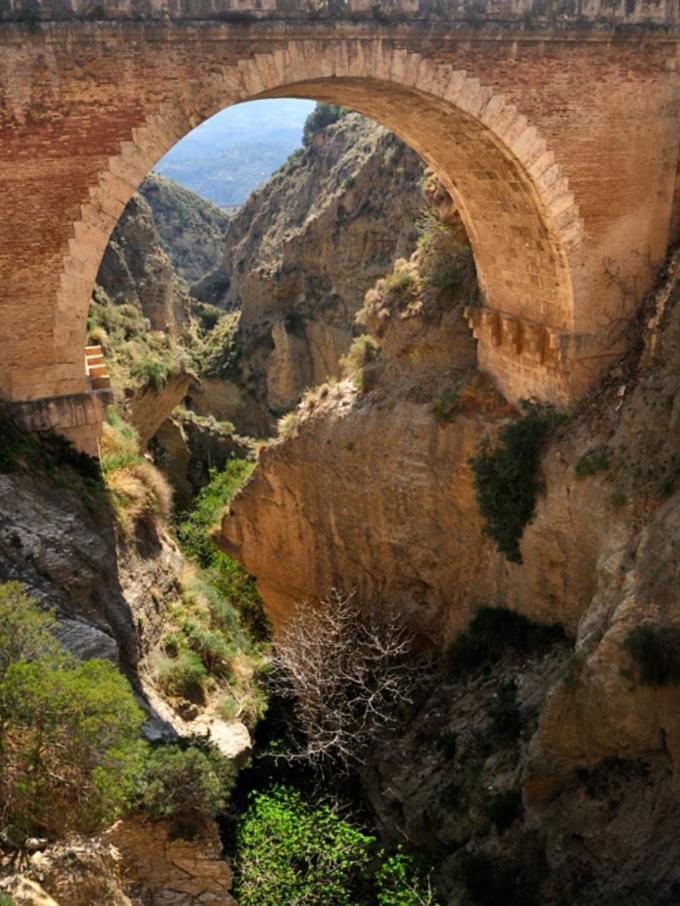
[270,589,429,774]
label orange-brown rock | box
[107,819,236,906]
[126,373,194,448]
[218,245,680,809]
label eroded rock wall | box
[217,224,680,896]
[196,112,426,432]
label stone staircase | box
[85,345,112,392]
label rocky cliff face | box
[217,216,680,899]
[196,112,426,433]
[0,423,245,904]
[139,172,230,285]
[97,190,192,338]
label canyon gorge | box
[3,3,680,903]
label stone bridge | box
[1,0,680,454]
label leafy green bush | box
[376,848,440,905]
[137,743,235,838]
[156,652,208,702]
[130,356,172,391]
[469,400,567,562]
[100,409,142,474]
[196,311,240,379]
[0,893,15,906]
[575,446,611,478]
[234,785,374,906]
[177,460,254,567]
[182,618,236,676]
[423,262,464,298]
[0,653,144,842]
[0,582,61,677]
[446,607,565,678]
[624,624,680,686]
[100,409,173,533]
[176,460,269,643]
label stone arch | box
[58,40,584,406]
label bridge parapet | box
[0,0,677,29]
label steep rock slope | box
[194,112,427,433]
[96,190,192,338]
[217,224,680,900]
[140,172,230,284]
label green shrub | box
[469,400,567,562]
[423,263,464,298]
[384,267,417,297]
[0,655,144,842]
[376,848,440,906]
[446,607,565,678]
[486,788,523,834]
[624,624,680,686]
[0,893,15,906]
[218,693,241,721]
[432,389,460,425]
[340,334,382,392]
[197,312,240,379]
[100,409,142,474]
[137,743,235,838]
[182,619,235,676]
[0,582,61,677]
[575,446,611,478]
[156,652,208,701]
[234,785,374,906]
[177,460,254,567]
[130,356,171,391]
[176,461,268,640]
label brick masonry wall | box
[0,13,679,439]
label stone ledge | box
[5,390,112,458]
[465,305,567,370]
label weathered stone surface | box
[1,836,134,906]
[139,173,229,286]
[220,245,680,819]
[53,618,119,663]
[127,373,195,448]
[196,113,426,433]
[107,820,236,906]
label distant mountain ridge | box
[154,98,315,206]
